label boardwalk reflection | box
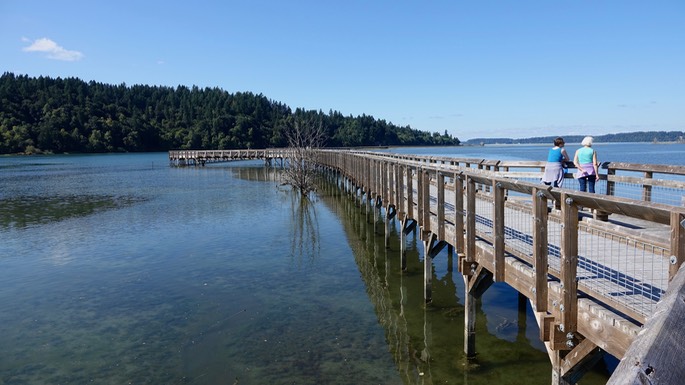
[229,164,282,183]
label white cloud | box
[22,38,84,61]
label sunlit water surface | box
[382,142,685,165]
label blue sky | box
[1,1,683,140]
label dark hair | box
[554,137,565,147]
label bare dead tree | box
[281,117,326,198]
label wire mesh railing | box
[423,167,675,323]
[462,188,669,318]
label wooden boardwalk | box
[168,149,289,166]
[170,148,685,384]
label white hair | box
[581,136,594,147]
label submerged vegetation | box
[0,72,459,155]
[0,194,144,229]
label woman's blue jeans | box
[578,176,596,193]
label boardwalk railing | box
[312,149,685,385]
[349,151,685,206]
[170,148,685,206]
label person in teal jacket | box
[541,137,569,187]
[573,136,600,193]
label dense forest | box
[464,131,685,146]
[0,72,459,154]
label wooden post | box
[605,166,615,196]
[463,175,483,359]
[493,180,505,282]
[381,161,388,205]
[422,169,431,234]
[365,184,372,217]
[642,171,653,202]
[424,232,435,303]
[367,159,373,211]
[384,204,391,249]
[407,167,414,219]
[383,162,396,251]
[670,211,685,280]
[417,167,424,235]
[373,190,380,234]
[421,169,435,303]
[532,187,549,313]
[351,157,357,193]
[423,232,447,303]
[560,193,579,339]
[363,158,369,209]
[397,164,405,218]
[464,265,493,358]
[464,274,477,358]
[551,351,573,385]
[465,176,476,266]
[371,159,378,207]
[387,162,394,207]
[437,172,445,240]
[375,160,383,210]
[454,172,465,258]
[400,214,408,271]
[383,161,394,204]
[401,218,417,272]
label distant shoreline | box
[386,140,685,150]
[3,140,684,157]
[462,131,685,146]
[463,140,685,146]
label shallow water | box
[0,151,615,384]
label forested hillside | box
[0,72,459,154]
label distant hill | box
[464,131,685,146]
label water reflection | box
[228,164,282,183]
[229,166,322,266]
[288,195,320,266]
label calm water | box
[382,142,685,165]
[2,143,680,384]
